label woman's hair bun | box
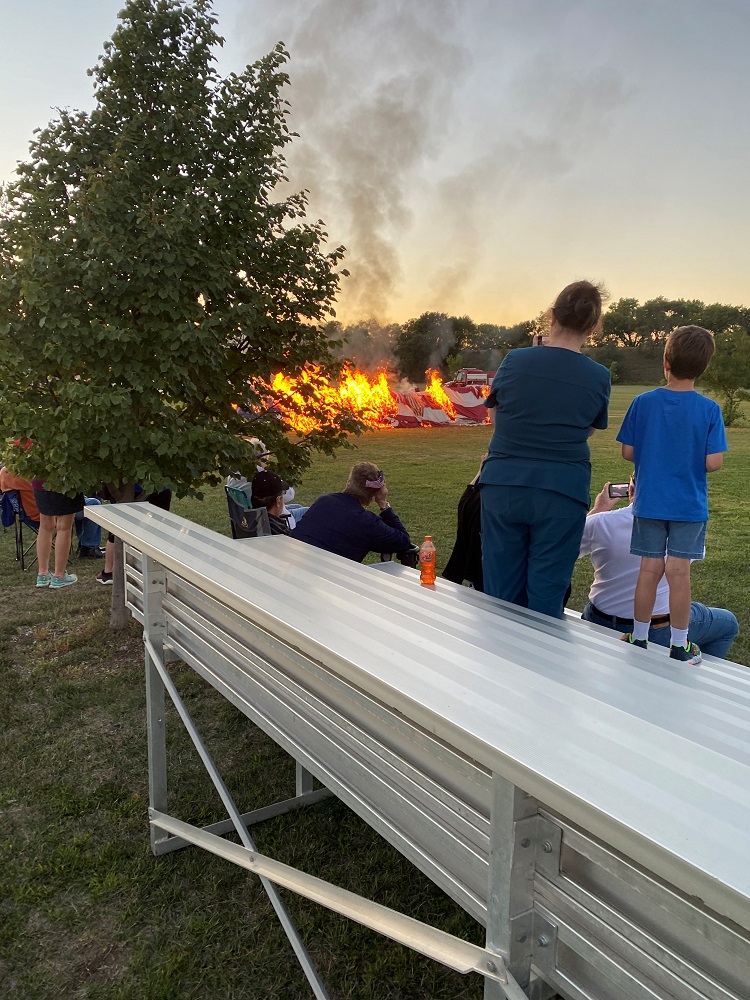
[552,280,608,335]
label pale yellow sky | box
[241,0,750,325]
[2,0,748,327]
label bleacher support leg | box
[296,761,315,795]
[484,774,538,999]
[143,554,170,855]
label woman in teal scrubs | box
[479,281,611,618]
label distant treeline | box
[324,297,750,388]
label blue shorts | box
[630,517,706,560]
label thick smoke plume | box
[327,318,400,372]
[237,1,628,323]
[238,0,469,320]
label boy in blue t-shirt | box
[616,325,728,664]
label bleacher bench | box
[86,502,750,1000]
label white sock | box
[671,627,689,648]
[632,619,650,641]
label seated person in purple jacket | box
[290,462,411,563]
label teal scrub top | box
[479,346,610,506]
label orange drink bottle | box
[419,536,436,586]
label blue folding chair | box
[1,489,40,570]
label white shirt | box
[578,504,669,618]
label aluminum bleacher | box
[86,502,750,1000]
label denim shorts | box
[631,517,706,560]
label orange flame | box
[270,364,398,434]
[424,368,457,419]
[267,365,486,433]
[337,366,399,425]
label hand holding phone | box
[607,483,630,499]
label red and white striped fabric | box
[385,385,488,427]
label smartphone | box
[608,483,630,499]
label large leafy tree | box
[701,328,750,427]
[598,297,748,350]
[393,312,451,382]
[598,297,686,348]
[600,297,642,346]
[0,0,360,506]
[393,313,481,382]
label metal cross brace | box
[142,630,529,1000]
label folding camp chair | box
[2,490,40,570]
[225,486,271,539]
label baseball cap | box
[251,470,289,500]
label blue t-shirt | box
[479,346,610,506]
[616,388,727,522]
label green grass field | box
[1,384,748,999]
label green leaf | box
[0,0,358,498]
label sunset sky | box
[2,0,748,325]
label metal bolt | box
[486,960,497,973]
[542,840,552,853]
[520,837,531,848]
[538,934,549,948]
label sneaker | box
[49,572,78,589]
[670,641,702,665]
[621,633,648,649]
[78,546,104,559]
[36,573,51,588]
[96,571,114,585]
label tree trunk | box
[109,536,129,630]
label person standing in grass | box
[479,281,611,618]
[617,325,728,663]
[31,482,82,589]
[7,436,80,589]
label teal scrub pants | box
[480,484,587,619]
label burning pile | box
[269,366,491,433]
